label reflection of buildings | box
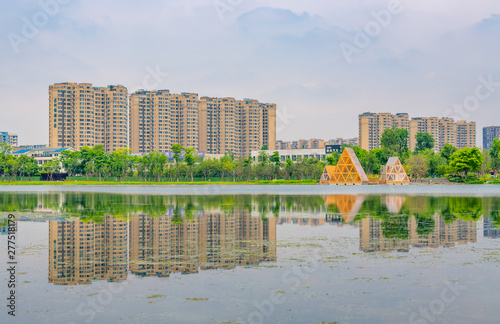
[360,217,410,252]
[129,211,276,277]
[278,217,325,227]
[484,217,500,238]
[49,211,276,284]
[360,214,477,252]
[48,216,128,285]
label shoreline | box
[0,184,499,196]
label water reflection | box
[48,212,276,285]
[359,215,477,252]
[1,191,500,286]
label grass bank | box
[0,179,318,186]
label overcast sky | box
[1,0,499,146]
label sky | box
[0,0,499,146]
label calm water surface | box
[1,186,499,324]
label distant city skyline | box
[1,1,499,145]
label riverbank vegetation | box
[0,132,499,184]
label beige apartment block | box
[276,140,292,150]
[409,117,476,151]
[130,91,200,154]
[359,112,476,152]
[326,138,359,146]
[49,82,128,153]
[129,90,171,153]
[358,112,410,151]
[198,97,276,157]
[170,93,200,150]
[199,97,238,155]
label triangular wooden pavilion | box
[380,157,409,185]
[320,165,336,184]
[326,148,369,185]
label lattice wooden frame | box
[329,148,369,185]
[380,157,410,185]
[320,165,336,184]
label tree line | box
[1,130,499,182]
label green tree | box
[326,152,340,166]
[41,159,62,181]
[415,132,435,153]
[440,143,457,163]
[489,138,500,170]
[171,144,184,181]
[184,147,197,181]
[0,142,13,155]
[450,147,483,179]
[380,128,409,156]
[405,154,429,178]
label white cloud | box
[0,0,498,145]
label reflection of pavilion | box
[48,216,128,285]
[324,195,365,223]
[384,195,406,213]
[360,214,477,252]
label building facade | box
[359,112,410,151]
[12,147,74,167]
[0,132,18,147]
[130,92,276,157]
[409,117,476,151]
[48,82,128,153]
[326,137,359,146]
[359,112,476,151]
[483,126,500,150]
[251,148,327,162]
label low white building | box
[250,149,327,162]
[12,147,74,166]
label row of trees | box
[1,131,499,182]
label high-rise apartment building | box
[198,97,238,155]
[359,112,410,151]
[359,112,476,151]
[0,132,18,147]
[48,82,128,153]
[483,126,500,150]
[129,90,172,153]
[197,97,276,157]
[409,117,476,151]
[131,92,275,156]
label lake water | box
[1,185,499,324]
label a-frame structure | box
[319,165,336,184]
[380,157,409,185]
[329,148,369,185]
[324,195,366,222]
